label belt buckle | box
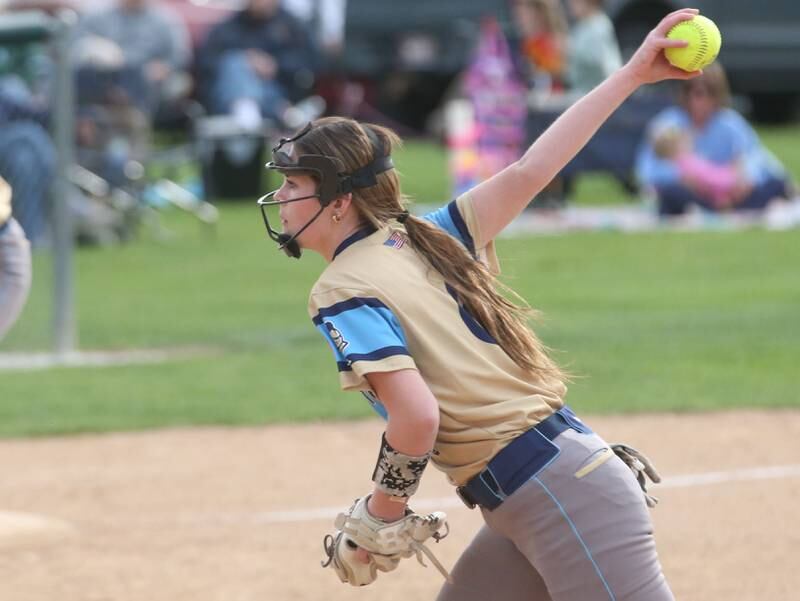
[455,486,476,509]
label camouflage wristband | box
[371,433,431,498]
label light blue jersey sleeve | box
[311,296,413,375]
[310,294,415,416]
[423,200,476,256]
[717,110,785,184]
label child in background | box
[565,0,622,95]
[652,126,740,209]
[511,0,568,92]
[636,64,792,216]
[462,18,528,190]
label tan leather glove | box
[321,495,451,586]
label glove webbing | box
[337,509,452,582]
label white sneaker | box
[231,98,263,132]
[764,198,800,231]
[281,95,327,129]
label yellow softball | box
[664,15,722,72]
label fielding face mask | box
[257,123,394,258]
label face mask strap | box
[258,122,396,258]
[340,155,395,194]
[257,190,326,259]
[271,122,313,155]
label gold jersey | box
[308,194,566,485]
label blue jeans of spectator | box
[76,65,154,115]
[656,175,791,216]
[207,51,288,120]
[0,121,57,245]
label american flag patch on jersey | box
[384,232,407,249]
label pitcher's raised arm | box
[468,8,701,242]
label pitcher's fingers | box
[655,9,700,35]
[670,67,703,80]
[664,7,700,20]
[656,37,690,50]
[355,547,371,564]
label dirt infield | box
[1,410,798,601]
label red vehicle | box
[5,0,240,48]
[160,0,240,49]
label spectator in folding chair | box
[72,0,192,121]
[282,0,345,116]
[0,80,56,247]
[283,0,347,60]
[196,0,321,131]
[71,0,192,216]
[72,0,188,182]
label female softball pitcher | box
[257,9,700,600]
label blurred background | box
[0,0,798,434]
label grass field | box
[1,127,799,437]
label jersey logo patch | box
[384,232,407,249]
[324,321,349,354]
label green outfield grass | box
[1,132,799,437]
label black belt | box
[456,406,590,511]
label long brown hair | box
[678,62,731,109]
[516,0,568,36]
[294,116,564,380]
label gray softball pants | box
[0,218,32,340]
[437,429,673,601]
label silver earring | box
[332,214,342,223]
